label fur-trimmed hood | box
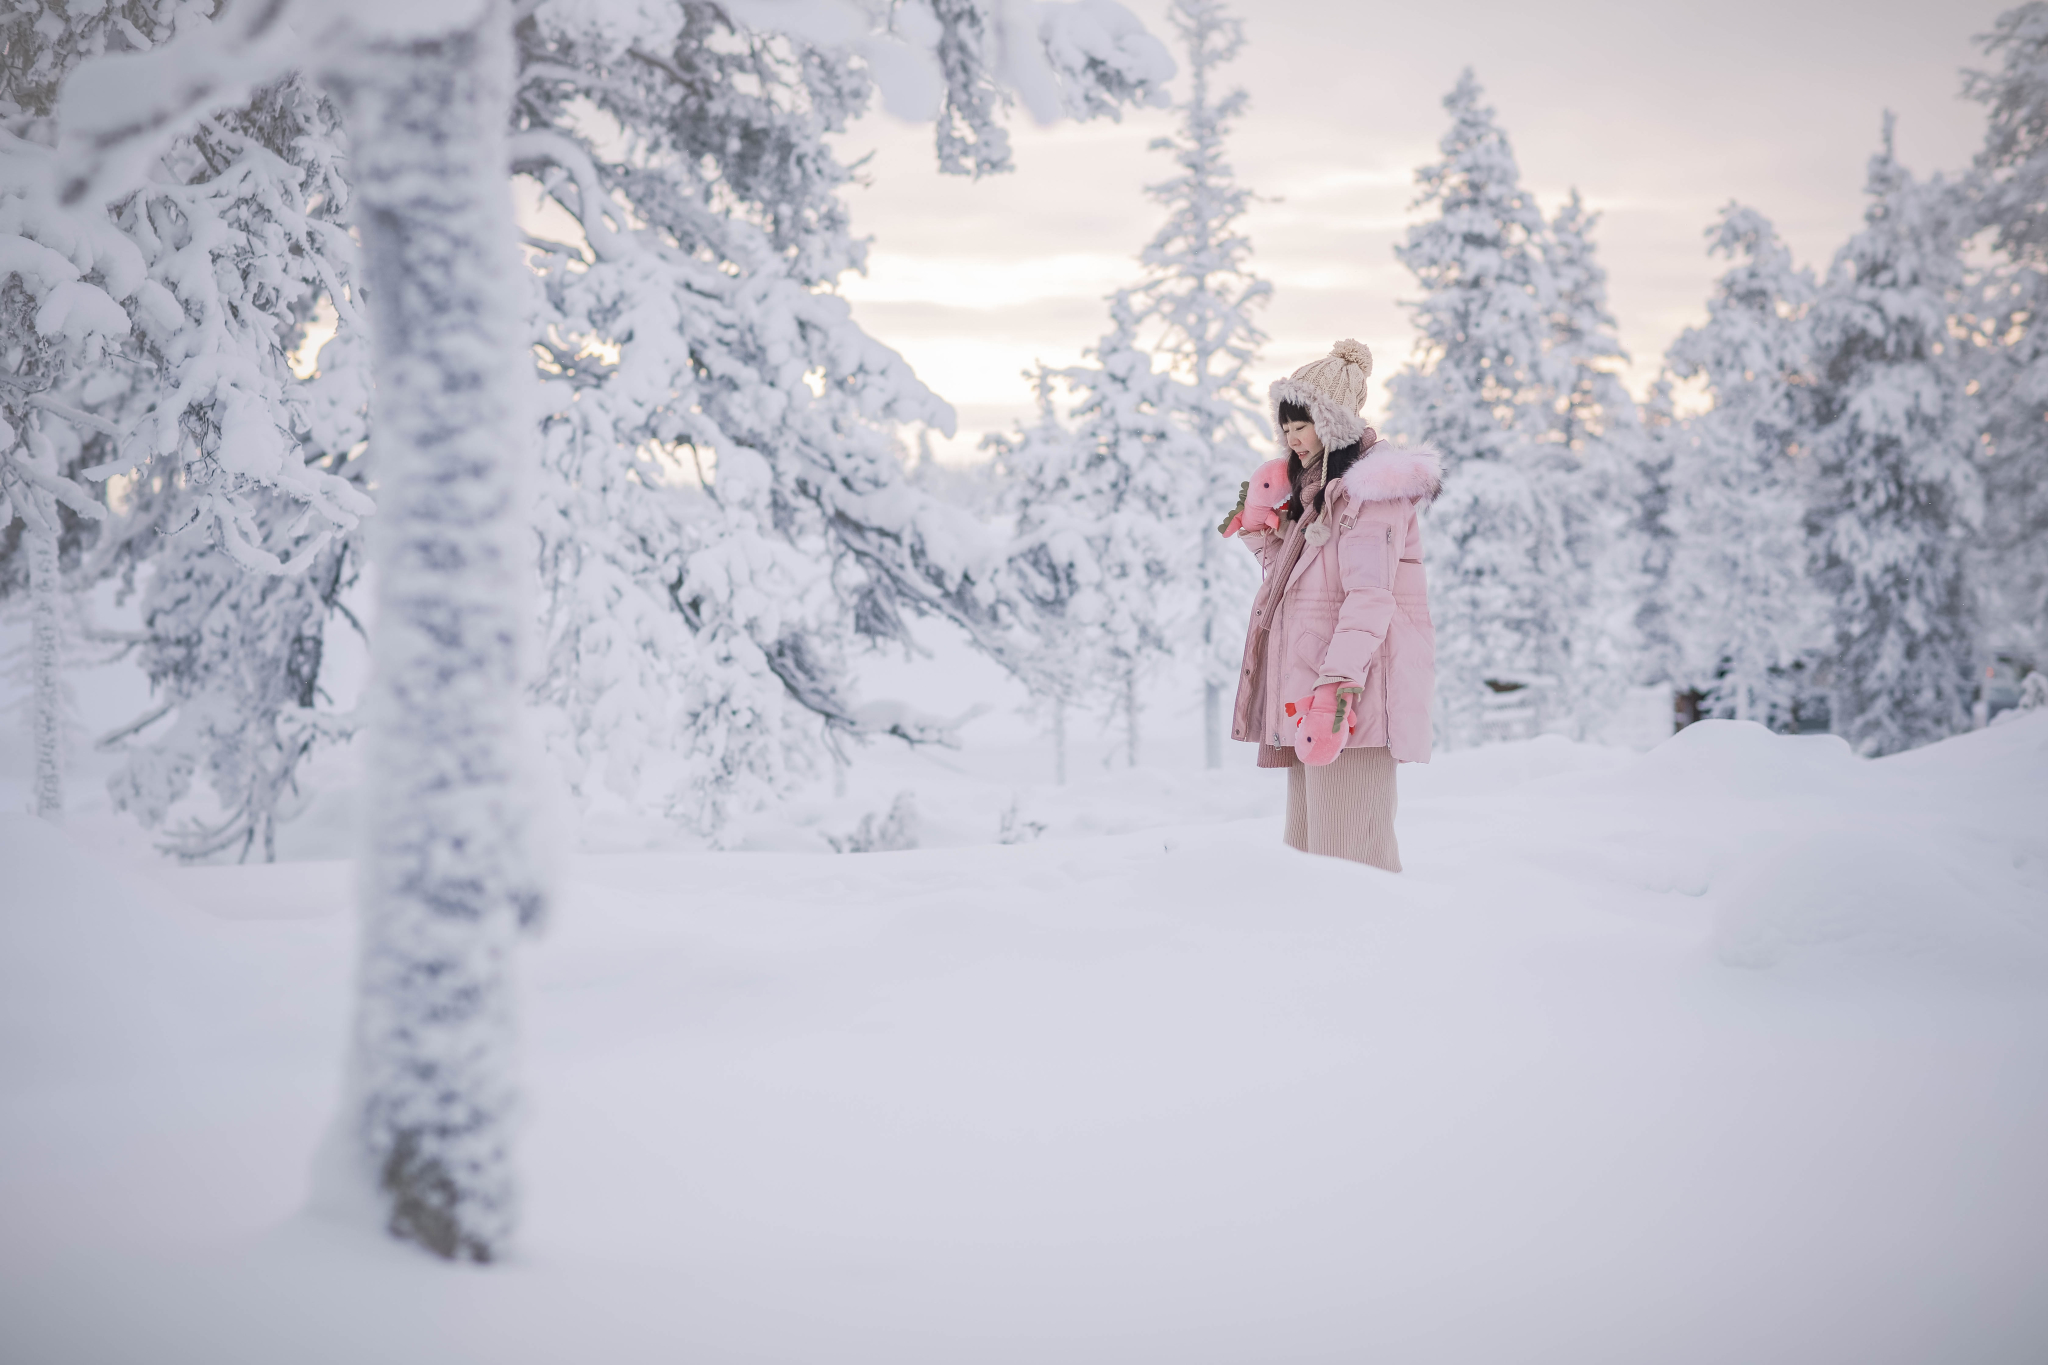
[1269,375,1371,456]
[1336,439,1443,506]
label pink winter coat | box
[1232,441,1443,763]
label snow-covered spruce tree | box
[511,0,1169,830]
[1804,116,1980,756]
[1539,188,1644,735]
[1544,189,1635,452]
[999,310,1196,767]
[1137,0,1268,768]
[1962,3,2048,670]
[514,6,952,835]
[1662,204,1827,726]
[2,3,374,849]
[997,0,1266,768]
[1385,70,1571,745]
[0,0,176,819]
[1623,376,1684,693]
[97,80,374,863]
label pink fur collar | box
[1339,441,1443,505]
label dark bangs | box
[1277,399,1312,427]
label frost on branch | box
[909,0,1173,177]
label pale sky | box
[829,0,2011,460]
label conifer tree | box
[1,1,166,820]
[2,5,369,836]
[1540,188,1643,734]
[96,79,373,862]
[514,1,1169,828]
[1142,0,1269,768]
[516,4,956,834]
[1001,308,1199,767]
[1805,117,1980,755]
[1663,204,1826,725]
[999,0,1266,768]
[1962,3,2048,671]
[1625,376,1685,694]
[1544,189,1637,451]
[1386,70,1570,744]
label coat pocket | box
[1291,628,1331,677]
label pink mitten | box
[1285,683,1354,766]
[1238,457,1291,533]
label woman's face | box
[1282,419,1324,460]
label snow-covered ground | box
[4,658,2046,1362]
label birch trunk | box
[321,1,543,1264]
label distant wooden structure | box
[1478,674,1558,744]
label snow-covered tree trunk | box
[321,4,543,1263]
[1124,666,1141,767]
[1052,699,1068,785]
[1203,678,1221,770]
[3,414,101,823]
[24,493,62,819]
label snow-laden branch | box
[507,128,632,260]
[2,453,107,523]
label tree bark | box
[321,1,542,1264]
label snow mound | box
[1391,717,2048,984]
[1710,824,2048,976]
[1652,717,2048,979]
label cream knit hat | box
[1269,339,1374,454]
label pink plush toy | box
[1219,457,1291,537]
[1285,683,1360,766]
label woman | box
[1226,339,1441,871]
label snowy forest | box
[4,1,2048,1358]
[7,1,2044,854]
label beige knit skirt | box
[1283,745,1402,871]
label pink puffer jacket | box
[1231,440,1443,762]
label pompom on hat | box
[1269,339,1375,454]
